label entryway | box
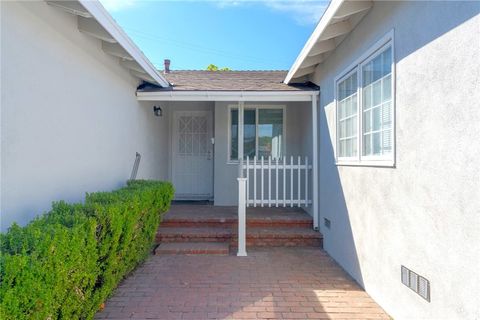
[172,110,214,200]
[155,205,322,255]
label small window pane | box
[373,107,381,131]
[363,84,372,109]
[363,62,373,87]
[373,54,382,83]
[340,121,346,138]
[339,72,357,100]
[231,109,238,159]
[383,74,391,101]
[364,133,372,155]
[244,110,256,158]
[337,72,358,158]
[382,47,392,75]
[373,80,382,106]
[364,109,372,132]
[345,139,351,157]
[383,129,392,153]
[258,109,283,159]
[230,109,256,160]
[350,95,357,117]
[382,102,392,127]
[373,132,381,155]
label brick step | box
[161,217,313,228]
[156,227,231,243]
[233,227,323,248]
[156,226,323,248]
[155,242,229,255]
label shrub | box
[0,180,174,320]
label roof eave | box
[284,0,373,84]
[79,1,170,87]
[48,0,170,87]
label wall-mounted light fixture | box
[153,105,163,117]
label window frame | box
[335,67,360,163]
[227,104,286,164]
[334,30,396,167]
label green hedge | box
[0,180,174,320]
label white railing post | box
[237,176,247,257]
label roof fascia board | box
[78,0,170,87]
[284,0,344,84]
[136,90,318,102]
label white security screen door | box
[172,111,213,200]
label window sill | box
[336,160,395,168]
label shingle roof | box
[139,70,318,92]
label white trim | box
[136,90,317,102]
[312,93,319,230]
[285,0,373,83]
[227,105,286,164]
[335,67,359,163]
[78,1,169,87]
[334,30,395,167]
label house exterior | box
[2,0,320,230]
[1,0,169,229]
[1,0,480,319]
[285,1,480,319]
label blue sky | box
[100,0,328,71]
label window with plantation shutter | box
[362,46,392,157]
[337,71,358,159]
[335,34,395,166]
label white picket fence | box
[242,156,312,207]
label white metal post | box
[237,177,247,256]
[312,93,319,230]
[237,101,247,256]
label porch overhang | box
[136,90,318,102]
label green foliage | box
[0,180,174,320]
[206,64,231,71]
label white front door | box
[172,110,213,200]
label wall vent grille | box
[401,265,430,302]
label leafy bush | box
[0,180,174,320]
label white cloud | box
[264,0,328,25]
[214,0,329,25]
[99,0,139,12]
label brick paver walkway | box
[95,248,389,320]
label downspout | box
[312,91,320,231]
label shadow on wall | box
[317,1,480,289]
[319,105,365,287]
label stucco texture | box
[311,1,480,319]
[1,2,169,230]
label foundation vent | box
[401,265,430,302]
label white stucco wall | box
[1,2,169,230]
[311,1,480,319]
[213,101,313,206]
